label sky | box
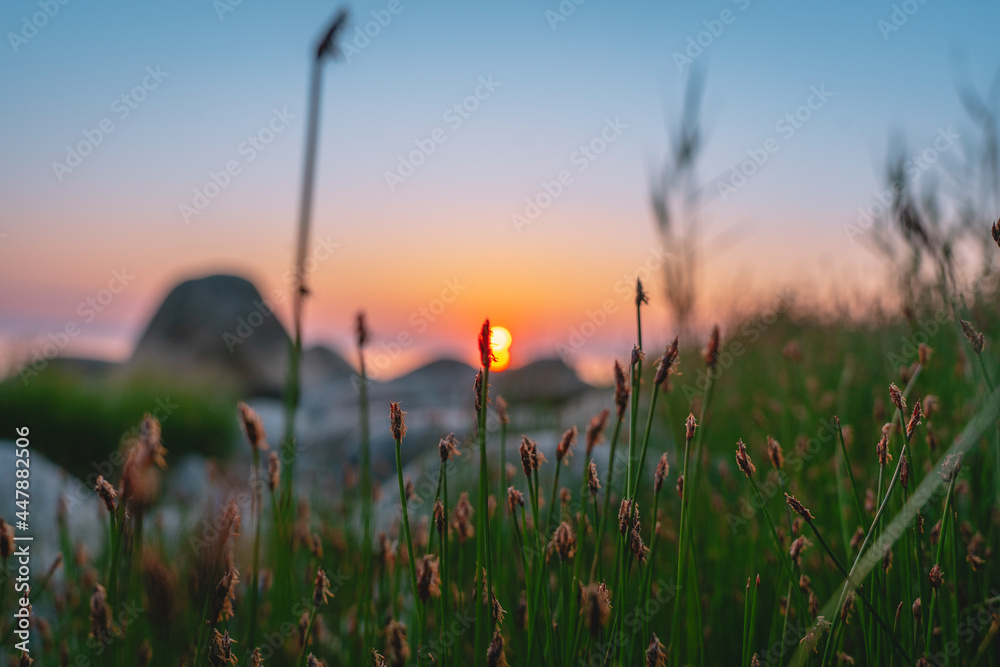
[2,0,999,382]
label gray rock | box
[128,274,354,397]
[0,440,105,579]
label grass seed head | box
[581,582,612,636]
[906,402,922,440]
[882,546,894,573]
[548,521,577,561]
[653,337,679,386]
[451,492,475,544]
[939,453,963,483]
[631,344,644,368]
[790,535,812,567]
[389,402,406,441]
[993,216,1000,248]
[888,383,906,412]
[93,476,118,514]
[507,486,525,515]
[912,597,922,622]
[785,493,813,521]
[439,433,460,463]
[211,557,240,622]
[618,498,634,535]
[208,629,237,666]
[486,630,508,667]
[646,633,667,667]
[704,324,721,368]
[89,584,110,642]
[267,451,281,492]
[851,526,865,551]
[433,499,445,534]
[900,455,910,488]
[613,361,630,419]
[929,563,944,589]
[767,436,784,470]
[355,311,368,348]
[516,590,528,630]
[676,474,684,498]
[588,461,601,497]
[960,319,985,354]
[496,396,509,426]
[313,567,333,607]
[966,532,986,571]
[876,434,892,466]
[735,439,756,478]
[385,620,409,667]
[491,593,506,627]
[654,453,669,493]
[927,563,944,590]
[479,319,493,368]
[840,591,856,623]
[685,413,697,441]
[918,343,932,365]
[519,436,545,477]
[372,650,389,667]
[556,426,577,464]
[238,401,268,452]
[306,654,323,667]
[585,408,609,457]
[416,555,441,601]
[635,277,649,308]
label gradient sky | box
[2,0,998,381]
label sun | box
[490,325,512,371]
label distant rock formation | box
[494,357,590,403]
[128,274,352,396]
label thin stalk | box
[591,415,624,583]
[247,448,262,654]
[802,514,912,665]
[358,338,374,652]
[747,477,808,620]
[924,475,957,658]
[632,383,661,493]
[394,430,424,665]
[672,376,715,665]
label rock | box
[494,357,591,403]
[0,441,105,579]
[128,274,354,397]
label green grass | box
[2,292,999,667]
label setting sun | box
[490,325,512,371]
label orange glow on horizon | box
[490,325,512,371]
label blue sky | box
[1,0,998,378]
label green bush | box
[0,369,237,481]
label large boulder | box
[128,274,292,396]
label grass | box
[3,275,1000,666]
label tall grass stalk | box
[390,402,425,665]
